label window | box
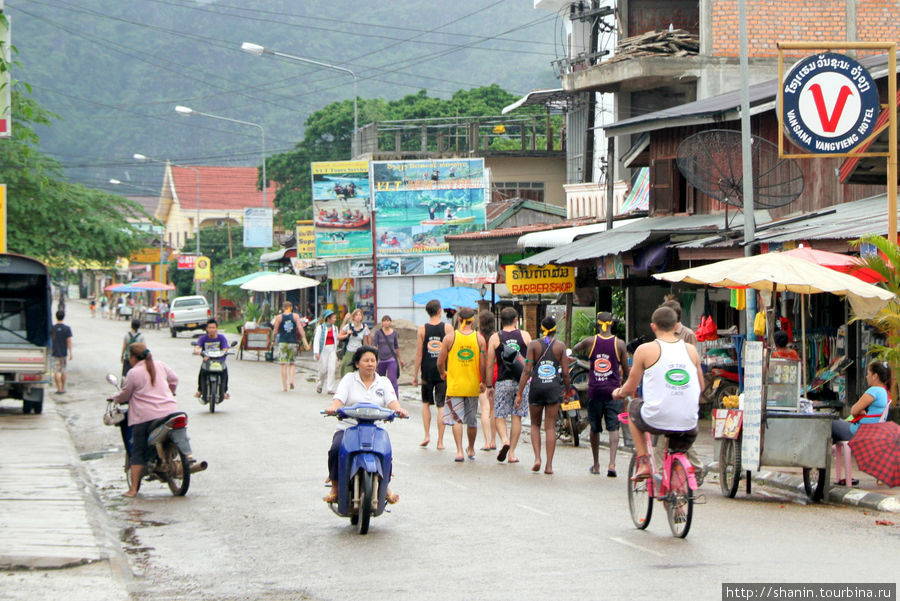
[492,181,545,202]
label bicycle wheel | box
[627,454,652,529]
[665,460,694,538]
[163,443,190,496]
[719,437,742,498]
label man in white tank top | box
[613,306,704,481]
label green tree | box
[0,89,149,264]
[167,225,268,297]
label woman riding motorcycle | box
[323,345,408,504]
[112,342,193,497]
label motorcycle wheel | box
[714,383,739,410]
[349,474,360,525]
[567,414,580,447]
[358,471,374,535]
[162,443,190,496]
[208,379,217,414]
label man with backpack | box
[484,307,531,463]
[120,318,145,377]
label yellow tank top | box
[446,330,481,397]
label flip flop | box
[467,454,476,461]
[607,469,617,478]
[386,492,400,504]
[589,466,601,475]
[454,457,465,462]
[419,440,430,447]
[497,444,510,462]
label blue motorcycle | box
[323,403,398,534]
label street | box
[5,301,898,601]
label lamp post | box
[174,105,267,208]
[109,178,167,286]
[134,153,201,293]
[241,42,358,158]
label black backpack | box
[500,339,524,381]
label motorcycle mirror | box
[106,373,118,387]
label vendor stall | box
[655,251,895,502]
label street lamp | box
[174,105,267,208]
[240,41,358,158]
[109,178,167,287]
[134,153,201,293]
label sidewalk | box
[0,394,116,569]
[298,355,900,513]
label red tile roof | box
[171,166,268,211]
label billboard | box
[372,159,485,256]
[312,161,372,258]
[295,221,315,259]
[243,208,273,248]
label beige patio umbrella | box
[240,272,320,292]
[654,252,895,391]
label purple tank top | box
[588,335,621,396]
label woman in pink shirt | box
[113,342,192,497]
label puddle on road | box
[79,447,121,461]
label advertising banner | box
[130,247,161,264]
[295,221,315,259]
[312,161,372,258]
[194,255,211,282]
[372,158,485,256]
[243,208,273,248]
[177,255,196,270]
[505,265,574,296]
[454,254,497,284]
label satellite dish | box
[676,129,804,209]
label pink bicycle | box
[618,411,699,538]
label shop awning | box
[517,217,644,249]
[518,230,654,265]
[501,88,574,114]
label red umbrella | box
[104,281,138,292]
[848,422,900,488]
[782,247,884,284]
[130,280,175,291]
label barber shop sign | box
[782,52,880,154]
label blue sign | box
[782,53,880,154]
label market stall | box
[655,251,894,502]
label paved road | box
[7,301,899,600]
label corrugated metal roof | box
[604,54,890,137]
[518,230,654,265]
[516,211,770,264]
[518,217,644,248]
[752,194,894,244]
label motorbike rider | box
[323,345,408,504]
[111,342,193,498]
[193,318,230,402]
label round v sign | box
[782,52,880,154]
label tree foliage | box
[0,89,150,264]
[167,225,266,298]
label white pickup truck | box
[0,254,52,414]
[168,295,211,337]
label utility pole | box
[739,0,758,340]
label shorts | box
[627,398,697,452]
[52,356,68,373]
[588,390,622,433]
[443,396,478,427]
[529,382,562,406]
[277,342,298,364]
[129,421,152,466]
[494,379,528,418]
[421,380,446,408]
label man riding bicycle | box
[612,306,703,481]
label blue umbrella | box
[412,286,498,308]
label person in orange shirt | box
[772,330,800,360]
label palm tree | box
[852,234,900,397]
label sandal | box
[386,492,400,504]
[322,492,338,503]
[630,455,652,482]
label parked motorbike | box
[105,374,207,496]
[197,340,237,413]
[322,403,403,534]
[557,353,590,446]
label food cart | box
[654,252,895,504]
[714,342,833,501]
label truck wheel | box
[23,389,44,414]
[170,327,177,338]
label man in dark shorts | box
[412,299,453,449]
[572,311,629,477]
[613,306,703,481]
[51,310,73,394]
[485,306,532,463]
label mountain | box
[7,0,560,192]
